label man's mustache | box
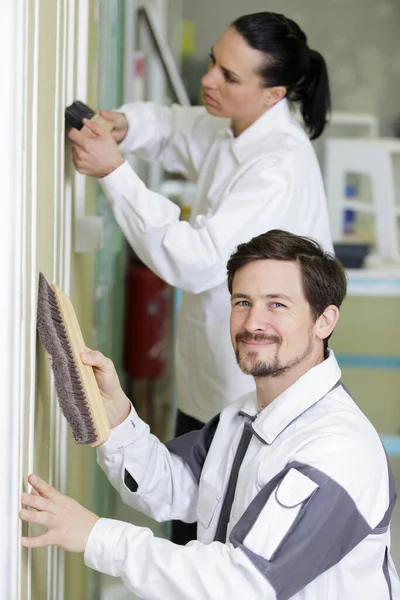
[235,332,281,344]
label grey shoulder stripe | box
[372,526,389,535]
[165,413,220,483]
[230,461,381,600]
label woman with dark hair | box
[231,12,330,140]
[69,12,333,544]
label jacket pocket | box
[197,479,220,529]
[244,468,319,561]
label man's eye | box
[271,302,286,308]
[208,53,215,64]
[236,301,250,307]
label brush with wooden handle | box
[36,273,110,446]
[65,100,114,132]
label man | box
[20,230,399,599]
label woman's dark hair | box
[232,12,331,139]
[227,230,347,352]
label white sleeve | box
[96,406,198,523]
[84,519,274,600]
[99,155,297,293]
[116,102,224,181]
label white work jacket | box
[100,98,333,422]
[85,352,400,599]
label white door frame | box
[0,0,26,598]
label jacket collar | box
[238,351,342,445]
[217,98,292,164]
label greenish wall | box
[331,296,400,433]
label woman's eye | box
[224,72,236,83]
[208,53,215,64]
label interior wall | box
[183,0,400,134]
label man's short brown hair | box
[227,229,347,350]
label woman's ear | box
[264,86,287,108]
[315,305,340,343]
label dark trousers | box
[170,409,205,545]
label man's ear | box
[315,305,340,343]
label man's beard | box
[234,331,313,378]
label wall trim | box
[0,0,25,598]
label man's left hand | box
[68,118,125,178]
[20,474,99,552]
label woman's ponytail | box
[295,49,331,140]
[232,13,331,140]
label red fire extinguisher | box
[123,262,170,380]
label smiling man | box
[21,230,400,599]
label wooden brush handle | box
[90,113,114,132]
[51,285,111,447]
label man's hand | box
[98,109,129,143]
[20,475,99,552]
[68,119,124,177]
[81,348,131,428]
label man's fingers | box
[71,145,81,160]
[82,118,104,136]
[80,124,97,139]
[21,492,54,513]
[22,532,54,549]
[80,349,110,370]
[67,127,86,145]
[98,109,115,121]
[19,508,53,528]
[68,119,103,142]
[28,474,60,501]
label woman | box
[69,12,333,544]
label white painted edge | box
[25,1,40,599]
[74,0,88,224]
[74,0,104,253]
[0,0,25,596]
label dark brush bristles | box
[64,101,95,130]
[37,273,97,444]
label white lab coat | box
[85,352,400,599]
[99,98,333,423]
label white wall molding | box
[0,0,26,598]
